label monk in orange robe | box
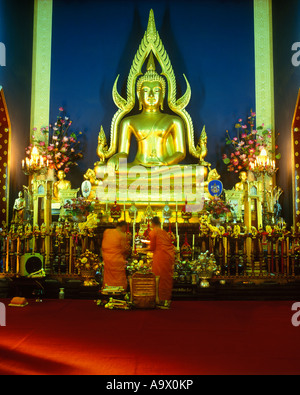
[149,216,175,305]
[101,221,129,291]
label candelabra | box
[22,146,48,176]
[249,148,278,228]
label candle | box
[6,236,9,272]
[192,234,195,260]
[22,160,24,169]
[133,210,136,251]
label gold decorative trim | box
[30,0,53,142]
[0,86,11,225]
[291,88,300,228]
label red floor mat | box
[0,299,299,375]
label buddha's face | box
[57,170,65,181]
[139,81,163,111]
[239,172,247,182]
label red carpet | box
[0,299,300,375]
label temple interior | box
[0,0,300,376]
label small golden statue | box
[235,171,248,191]
[78,212,100,231]
[53,170,71,200]
[96,126,108,163]
[83,168,102,187]
[13,191,26,223]
[196,127,210,167]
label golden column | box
[29,0,53,273]
[253,0,275,146]
[30,0,53,142]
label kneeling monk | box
[149,216,175,305]
[101,221,130,291]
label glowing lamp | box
[22,145,47,175]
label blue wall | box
[0,0,33,219]
[50,0,255,190]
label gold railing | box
[0,222,299,282]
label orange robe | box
[101,228,128,290]
[149,228,175,301]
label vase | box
[210,216,225,228]
[197,269,213,288]
[110,201,122,222]
[72,213,87,223]
[181,212,192,223]
[80,269,98,287]
[111,211,121,222]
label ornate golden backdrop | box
[292,88,300,228]
[0,87,10,225]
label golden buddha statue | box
[95,9,209,173]
[235,171,248,191]
[13,191,26,223]
[53,170,71,200]
[107,54,186,169]
[196,127,210,167]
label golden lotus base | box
[91,164,208,203]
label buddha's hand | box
[146,156,167,166]
[107,153,128,170]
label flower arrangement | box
[75,249,102,273]
[25,107,83,174]
[126,256,152,274]
[223,111,280,173]
[173,260,193,282]
[190,252,218,274]
[63,197,94,216]
[76,250,101,285]
[203,197,232,219]
[192,252,219,286]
